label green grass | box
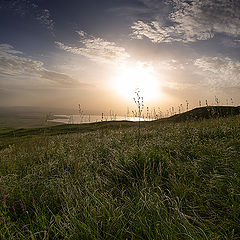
[0,115,240,239]
[0,121,135,151]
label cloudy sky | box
[0,0,240,113]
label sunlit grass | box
[0,116,240,239]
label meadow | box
[0,109,240,239]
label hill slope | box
[155,106,240,123]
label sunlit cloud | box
[56,30,130,64]
[152,56,240,92]
[131,0,240,43]
[194,56,240,88]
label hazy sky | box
[0,0,240,114]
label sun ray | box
[113,62,161,102]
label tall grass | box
[0,116,240,239]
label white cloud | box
[0,44,79,87]
[56,30,130,64]
[131,0,240,43]
[0,43,23,57]
[0,44,43,76]
[194,56,240,88]
[131,20,181,43]
[36,9,54,30]
[76,30,86,37]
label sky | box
[0,0,240,114]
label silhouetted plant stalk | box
[78,104,84,123]
[133,88,146,181]
[186,100,189,111]
[180,104,183,112]
[158,107,163,119]
[215,96,220,106]
[133,88,144,144]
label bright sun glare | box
[113,63,160,102]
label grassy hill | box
[155,106,240,123]
[0,108,240,239]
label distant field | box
[0,113,239,239]
[0,107,69,129]
[0,113,58,129]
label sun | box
[113,62,160,102]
